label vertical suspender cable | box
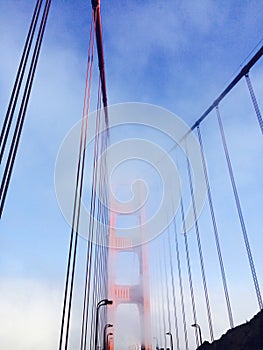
[59,12,96,350]
[0,0,52,218]
[155,243,163,347]
[80,1,110,347]
[95,123,109,346]
[180,197,199,347]
[66,34,100,350]
[0,0,43,162]
[152,254,161,349]
[163,232,172,333]
[173,217,189,350]
[85,1,110,346]
[167,225,180,350]
[159,246,167,348]
[197,125,234,329]
[185,140,214,342]
[79,21,96,350]
[88,89,103,350]
[216,105,263,310]
[245,73,263,135]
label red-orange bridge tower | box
[107,200,152,350]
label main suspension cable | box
[245,72,263,135]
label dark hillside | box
[198,310,263,350]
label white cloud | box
[0,278,61,350]
[1,1,263,349]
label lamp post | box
[106,332,113,350]
[103,323,113,350]
[191,323,203,346]
[165,332,174,350]
[94,299,113,350]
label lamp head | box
[97,299,113,308]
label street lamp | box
[165,332,174,350]
[106,332,113,350]
[191,323,203,346]
[103,323,113,350]
[94,299,113,350]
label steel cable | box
[0,0,52,218]
[216,105,263,310]
[185,141,214,342]
[197,125,234,329]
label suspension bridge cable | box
[179,196,199,348]
[0,0,43,162]
[87,83,110,350]
[159,45,263,166]
[67,40,102,350]
[59,13,96,350]
[216,105,263,310]
[159,243,168,348]
[81,85,107,350]
[92,0,109,125]
[85,3,110,346]
[79,3,111,346]
[185,141,214,342]
[96,152,110,342]
[0,0,52,218]
[87,89,104,350]
[167,224,180,350]
[173,216,189,350]
[245,73,263,135]
[153,241,163,348]
[197,125,234,329]
[92,160,109,348]
[190,45,263,132]
[79,22,97,350]
[163,232,172,334]
[150,248,159,349]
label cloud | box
[0,278,61,350]
[1,1,263,350]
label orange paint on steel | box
[107,197,152,349]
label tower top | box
[91,0,100,9]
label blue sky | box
[0,1,263,349]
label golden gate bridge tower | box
[107,198,152,350]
